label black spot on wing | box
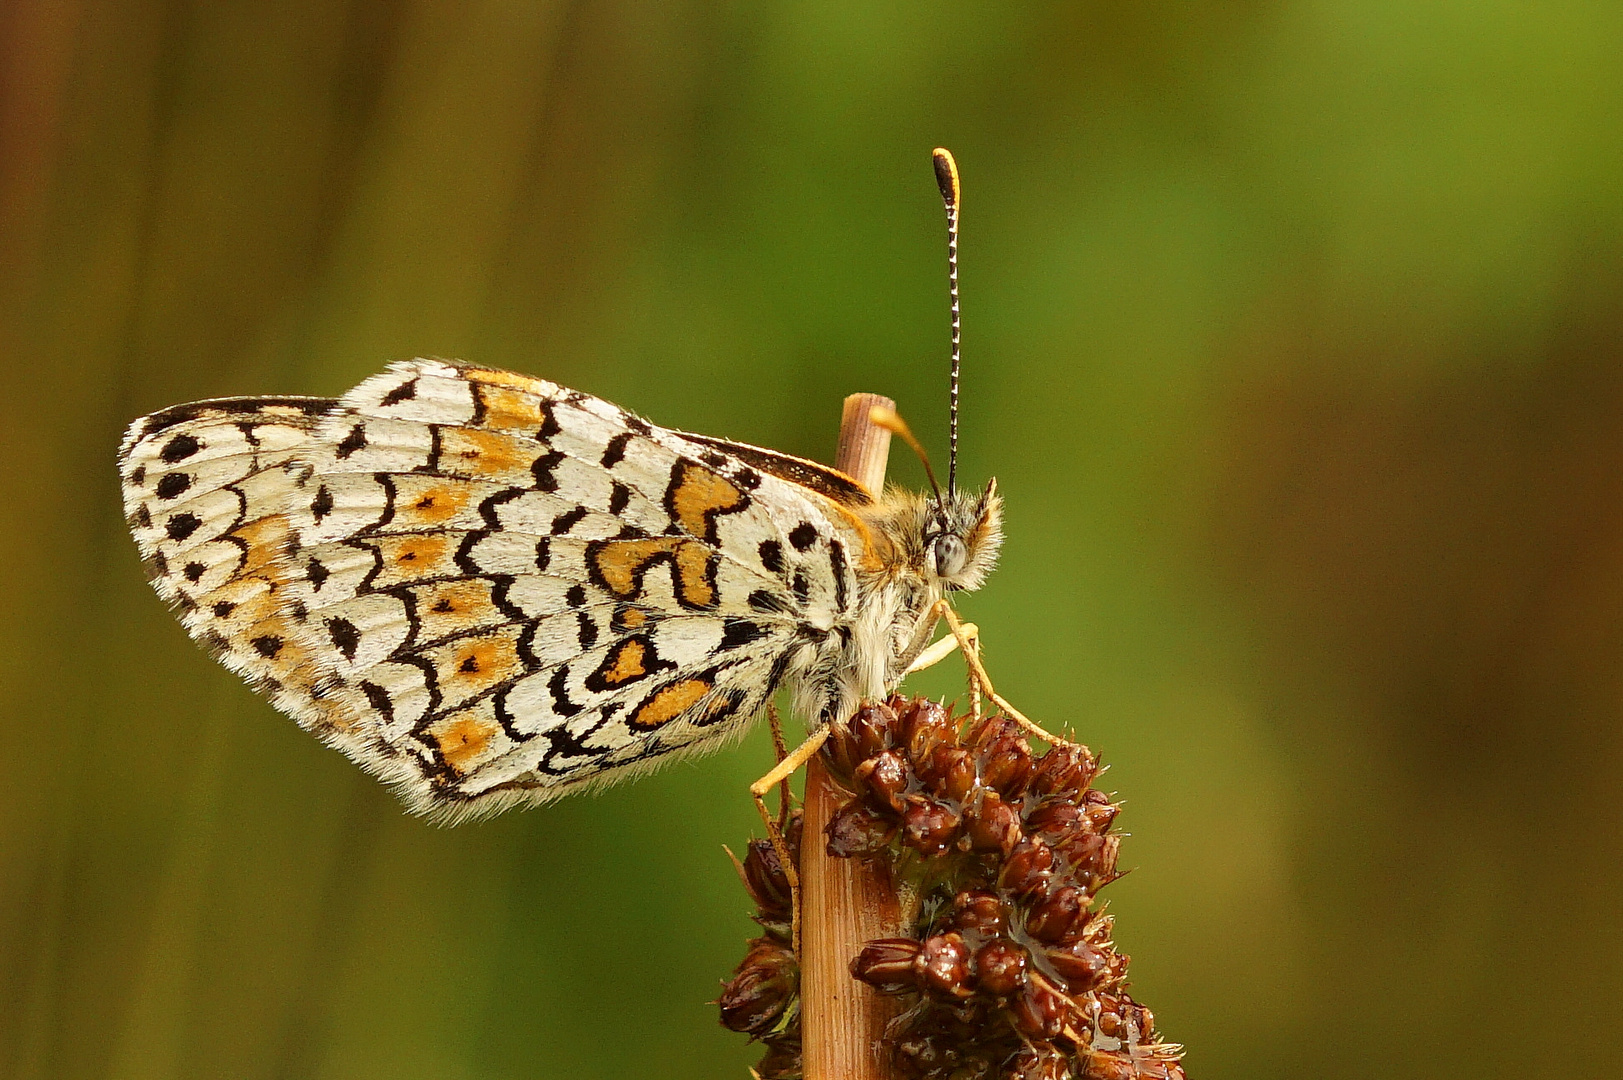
[538,399,562,440]
[380,378,418,406]
[608,481,630,516]
[251,635,284,659]
[600,432,631,468]
[758,539,783,574]
[576,611,598,650]
[166,513,202,542]
[531,450,565,492]
[791,572,810,604]
[565,584,587,608]
[534,538,551,571]
[719,619,769,651]
[789,522,818,551]
[154,472,191,500]
[327,617,360,661]
[336,423,367,459]
[360,681,395,724]
[692,688,748,729]
[310,485,333,522]
[161,433,201,462]
[184,561,206,583]
[748,589,792,614]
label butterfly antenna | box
[867,405,943,503]
[933,147,962,501]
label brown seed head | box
[973,938,1029,997]
[1031,744,1096,799]
[917,932,975,999]
[1009,971,1070,1039]
[717,937,798,1035]
[825,800,897,856]
[1006,1043,1072,1080]
[966,791,1026,854]
[999,838,1055,898]
[948,889,1006,938]
[1024,884,1086,945]
[857,749,910,813]
[850,937,924,992]
[901,795,963,856]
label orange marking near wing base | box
[674,541,716,607]
[589,536,717,609]
[592,638,649,687]
[591,536,683,595]
[668,462,746,539]
[628,678,711,730]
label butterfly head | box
[921,478,1002,592]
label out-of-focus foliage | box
[4,3,1622,1078]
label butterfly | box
[117,150,1003,823]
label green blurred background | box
[5,2,1623,1078]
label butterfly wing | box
[118,397,356,723]
[121,359,863,821]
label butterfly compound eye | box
[932,534,969,579]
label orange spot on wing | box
[674,541,716,607]
[428,710,500,773]
[466,367,550,394]
[449,635,519,683]
[372,533,454,585]
[589,536,716,609]
[667,462,746,540]
[233,514,294,576]
[401,483,469,525]
[591,536,683,596]
[440,427,533,476]
[477,385,547,431]
[628,678,711,730]
[415,579,499,640]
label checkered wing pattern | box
[120,359,863,819]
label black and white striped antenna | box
[932,147,962,500]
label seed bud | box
[901,795,962,856]
[850,938,923,992]
[917,932,974,999]
[825,801,897,856]
[999,838,1055,898]
[973,938,1028,997]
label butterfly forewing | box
[119,359,866,820]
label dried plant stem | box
[801,393,902,1080]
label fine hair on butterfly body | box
[116,152,997,823]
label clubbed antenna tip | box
[932,148,962,499]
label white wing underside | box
[119,359,867,820]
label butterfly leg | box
[749,723,831,955]
[903,621,980,676]
[931,599,1086,750]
